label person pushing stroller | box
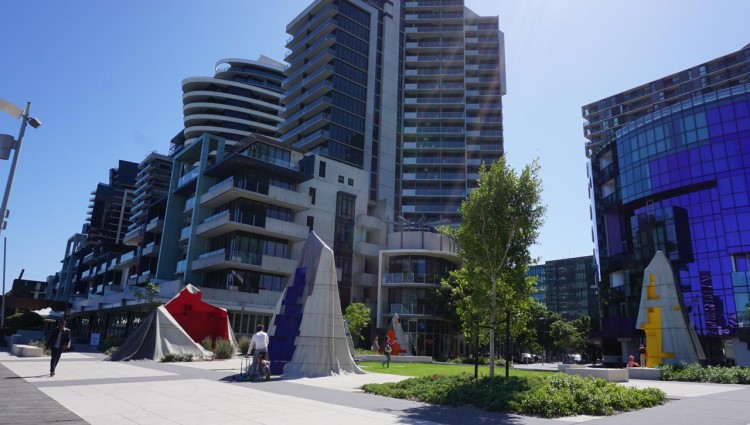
[246,324,270,379]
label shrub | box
[201,336,213,351]
[514,374,665,417]
[658,362,750,384]
[160,353,194,362]
[104,346,119,356]
[363,373,666,418]
[213,338,234,360]
[27,339,51,355]
[160,353,182,362]
[238,336,251,355]
[99,335,122,353]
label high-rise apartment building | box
[528,256,598,321]
[401,2,506,225]
[584,44,750,365]
[120,152,173,286]
[51,161,137,303]
[178,57,286,150]
[280,0,506,225]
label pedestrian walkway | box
[1,349,750,424]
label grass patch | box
[357,361,552,378]
[363,373,666,418]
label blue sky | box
[0,0,749,283]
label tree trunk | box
[505,311,511,377]
[489,276,497,377]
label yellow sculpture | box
[636,252,705,366]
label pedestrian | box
[638,343,647,367]
[246,324,269,377]
[381,335,395,368]
[371,335,380,353]
[626,355,640,368]
[45,318,71,377]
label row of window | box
[334,58,367,86]
[335,43,368,71]
[331,91,366,117]
[209,231,289,260]
[229,312,270,336]
[333,74,367,99]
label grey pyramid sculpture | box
[268,232,365,378]
[635,251,706,366]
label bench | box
[627,367,662,380]
[11,344,44,357]
[564,367,629,382]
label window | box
[309,187,316,205]
[319,161,327,178]
[348,178,354,186]
[306,216,314,232]
[338,175,345,183]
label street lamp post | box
[0,98,41,330]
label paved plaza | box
[2,349,750,425]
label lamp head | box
[27,117,41,129]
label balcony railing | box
[176,259,187,274]
[177,168,200,188]
[388,303,439,316]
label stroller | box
[236,351,271,382]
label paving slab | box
[3,351,750,424]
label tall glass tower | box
[584,44,750,365]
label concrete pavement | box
[2,350,750,425]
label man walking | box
[45,319,71,377]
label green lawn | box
[357,361,554,378]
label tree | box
[132,282,160,304]
[344,302,371,344]
[5,311,44,330]
[515,301,561,359]
[550,320,584,359]
[443,158,545,377]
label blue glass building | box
[584,44,750,365]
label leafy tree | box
[132,282,160,304]
[5,311,44,330]
[344,302,371,344]
[442,158,545,377]
[551,316,591,353]
[515,301,561,359]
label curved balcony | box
[182,77,283,100]
[183,101,280,123]
[182,125,252,142]
[183,113,278,135]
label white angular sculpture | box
[269,232,365,378]
[636,251,706,366]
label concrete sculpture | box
[636,251,706,366]
[269,232,364,378]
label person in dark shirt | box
[45,319,71,377]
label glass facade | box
[527,257,598,322]
[280,0,371,169]
[586,45,750,364]
[384,253,458,359]
[616,86,750,332]
[591,83,750,362]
